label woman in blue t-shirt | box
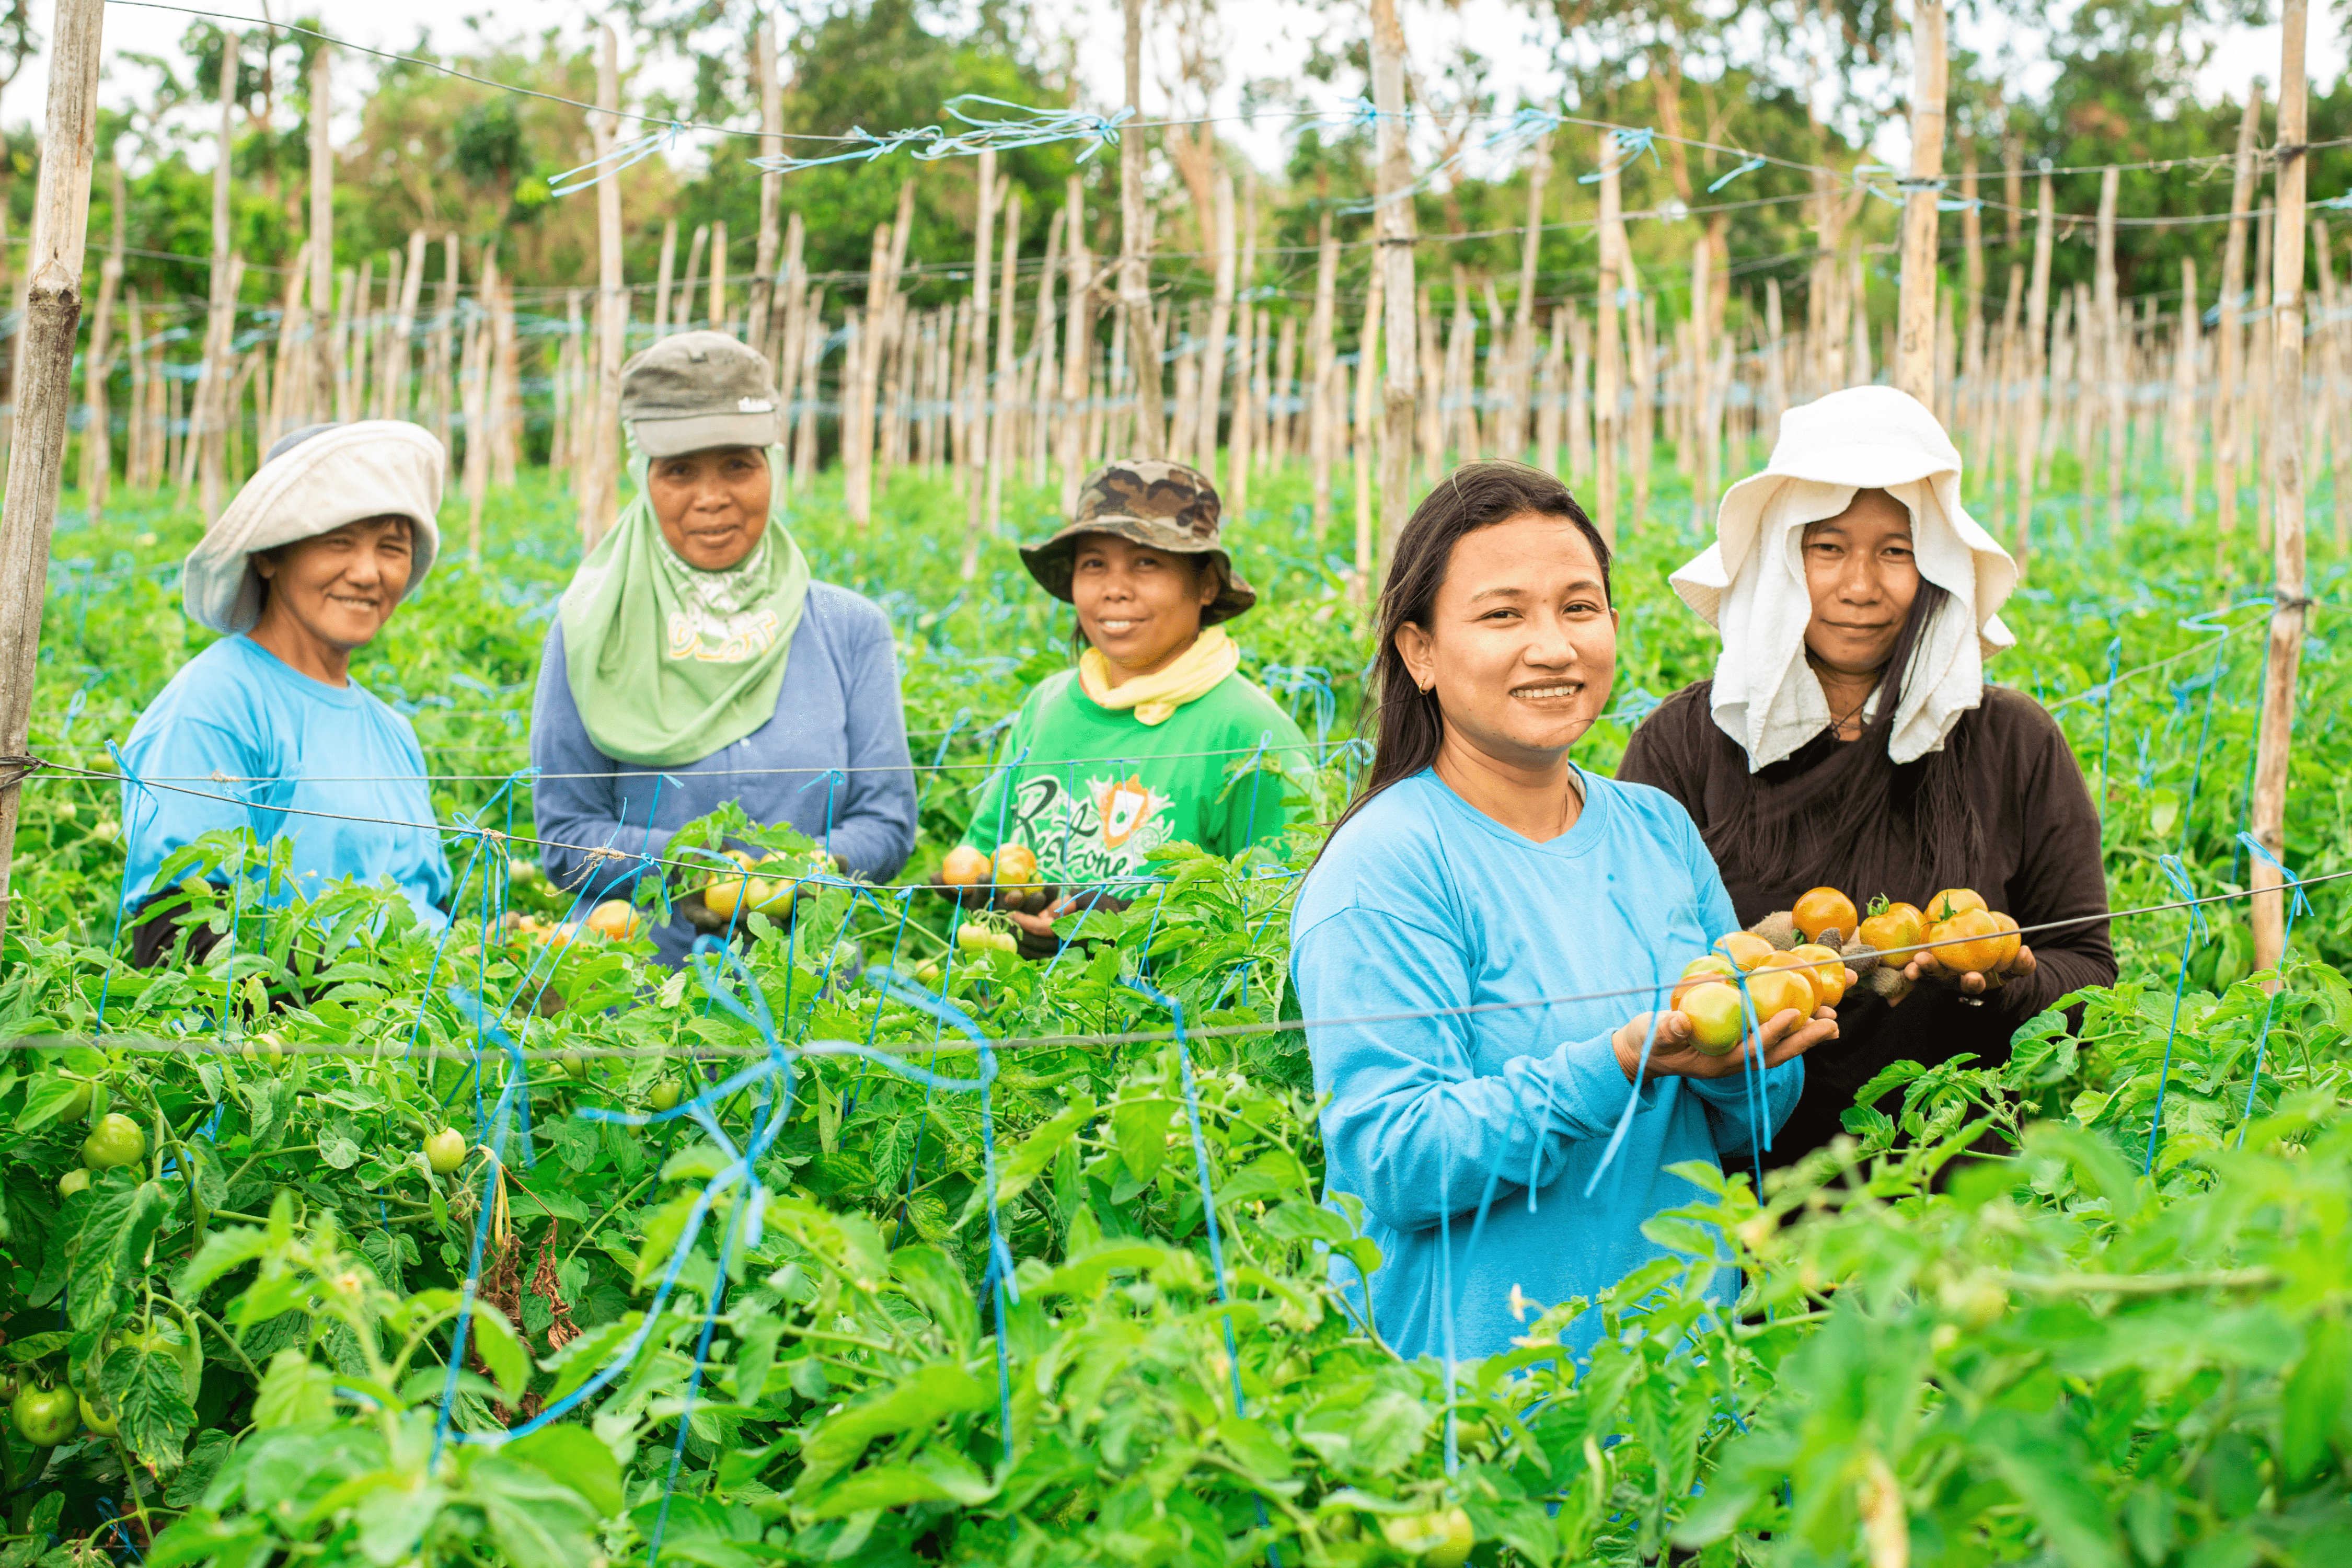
[1291,461,1839,1365]
[119,421,453,964]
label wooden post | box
[677,224,706,330]
[1893,0,1946,402]
[1200,172,1236,483]
[1371,0,1416,566]
[308,43,334,426]
[709,219,729,332]
[0,0,104,938]
[1117,0,1163,458]
[1227,178,1256,516]
[1594,130,1622,547]
[1308,213,1338,542]
[430,232,458,461]
[653,218,676,336]
[2095,167,2124,533]
[987,186,1020,537]
[1960,153,1985,459]
[581,22,624,550]
[2252,0,2309,973]
[959,148,996,575]
[464,242,493,559]
[2016,169,2053,568]
[80,157,121,518]
[198,24,238,524]
[1689,233,1716,520]
[1511,135,1551,458]
[2215,84,2263,554]
[2174,256,2199,524]
[747,18,781,346]
[1058,174,1093,513]
[1353,267,1383,598]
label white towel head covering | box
[183,420,445,635]
[1667,386,2017,770]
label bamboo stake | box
[678,224,706,331]
[1594,130,1622,546]
[709,220,729,332]
[1690,233,1716,518]
[987,186,1020,537]
[2252,0,2308,972]
[960,149,997,574]
[1371,0,1416,564]
[431,233,458,462]
[1511,135,1551,458]
[80,158,121,518]
[489,252,517,487]
[653,218,676,336]
[2216,85,2263,552]
[748,18,781,345]
[1308,214,1339,542]
[0,0,103,938]
[581,23,624,550]
[1537,306,1563,478]
[2095,167,2125,533]
[2016,170,2053,568]
[1961,154,1985,452]
[1117,0,1163,458]
[1762,277,1788,447]
[197,25,237,524]
[308,42,334,426]
[1893,0,1946,402]
[2174,256,2199,524]
[1994,262,2022,529]
[1030,207,1064,488]
[464,242,492,559]
[1058,174,1093,513]
[1199,174,1236,485]
[1353,267,1383,598]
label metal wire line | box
[6,860,2338,1064]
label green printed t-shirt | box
[960,670,1315,883]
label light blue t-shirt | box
[117,634,452,929]
[1290,766,1803,1364]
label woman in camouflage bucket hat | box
[952,460,1311,956]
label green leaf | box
[888,1246,981,1353]
[16,1074,87,1135]
[1976,1414,2126,1568]
[252,1348,337,1428]
[469,1454,603,1568]
[68,1180,175,1331]
[501,1424,624,1518]
[1113,1097,1172,1185]
[177,1225,270,1297]
[467,1302,529,1404]
[996,1095,1096,1206]
[543,1313,643,1403]
[635,1192,701,1289]
[1213,1415,1295,1479]
[102,1340,198,1471]
[352,1478,447,1566]
[2281,1315,2350,1484]
[805,1447,998,1518]
[1259,1200,1357,1246]
[796,1362,994,1492]
[729,1316,782,1406]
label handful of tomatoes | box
[1667,932,1854,1056]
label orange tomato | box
[1928,907,2007,974]
[940,845,992,887]
[1753,952,1823,1012]
[1858,901,1926,958]
[1792,886,1859,945]
[1788,942,1849,1007]
[1924,887,1989,924]
[1715,931,1778,971]
[1740,967,1815,1026]
[1987,911,2022,971]
[585,899,640,941]
[991,844,1041,889]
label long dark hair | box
[1332,462,1611,838]
[1696,573,1986,895]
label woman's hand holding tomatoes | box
[1896,898,2032,1002]
[1610,1000,1839,1085]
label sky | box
[38,0,2352,184]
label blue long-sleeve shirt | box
[117,633,452,928]
[1290,766,1803,1364]
[529,581,918,964]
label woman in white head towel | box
[118,421,453,965]
[1616,386,2114,1166]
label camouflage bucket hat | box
[1018,459,1259,625]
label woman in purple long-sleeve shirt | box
[528,332,915,963]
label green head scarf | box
[558,442,813,767]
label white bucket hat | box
[183,420,446,635]
[1667,386,2018,769]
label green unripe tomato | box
[424,1127,468,1174]
[648,1080,683,1112]
[80,1113,145,1171]
[1381,1507,1474,1567]
[56,1168,90,1198]
[54,1077,92,1122]
[79,1394,119,1438]
[560,1050,590,1082]
[11,1383,77,1446]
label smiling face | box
[1801,488,1920,678]
[251,515,414,656]
[1068,533,1220,687]
[1394,513,1618,773]
[648,445,773,570]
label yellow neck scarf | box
[1078,627,1240,725]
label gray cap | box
[619,331,781,457]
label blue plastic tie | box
[2234,834,2310,1148]
[2143,855,2208,1174]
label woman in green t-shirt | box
[959,459,1313,952]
